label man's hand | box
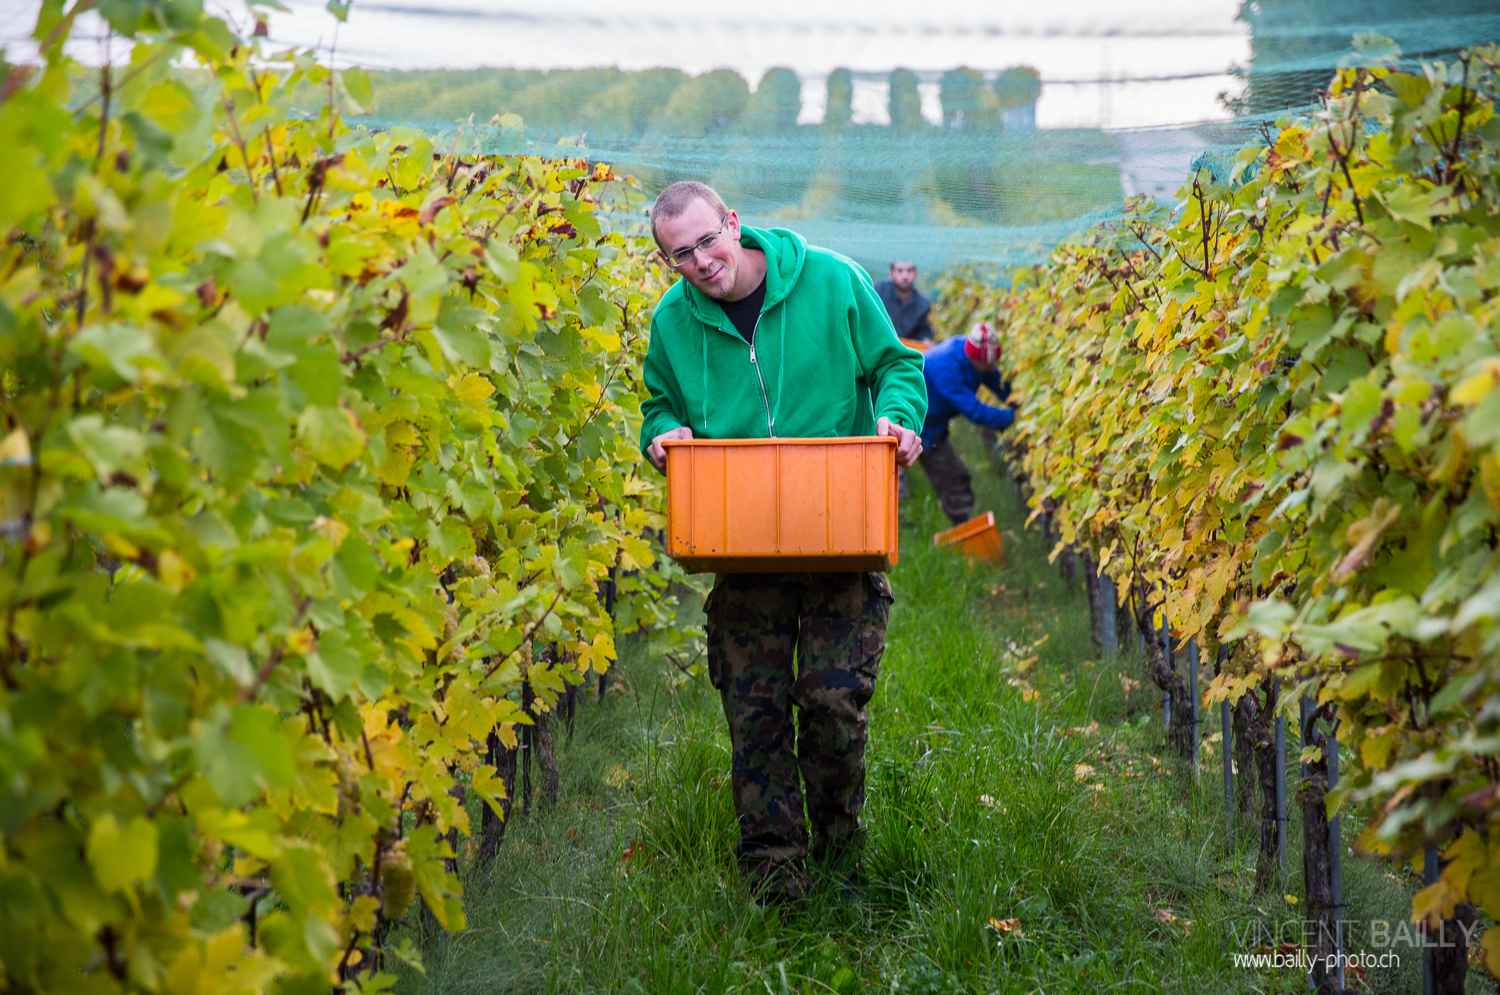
[877,417,922,468]
[648,426,694,471]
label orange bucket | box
[663,437,899,573]
[933,511,1004,563]
[899,336,932,352]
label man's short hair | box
[890,260,917,270]
[649,181,729,248]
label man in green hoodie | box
[640,181,927,905]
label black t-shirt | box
[720,275,767,345]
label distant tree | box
[510,68,623,136]
[940,67,984,129]
[743,67,802,132]
[650,69,751,137]
[993,66,1042,108]
[824,68,853,129]
[889,68,924,131]
[993,66,1041,132]
[578,68,689,140]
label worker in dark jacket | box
[912,322,1015,524]
[873,260,934,342]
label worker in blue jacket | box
[907,321,1016,524]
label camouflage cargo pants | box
[704,571,892,897]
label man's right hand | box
[648,426,694,471]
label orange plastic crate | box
[933,511,1004,563]
[663,437,899,573]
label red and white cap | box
[965,321,1003,366]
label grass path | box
[406,425,1421,994]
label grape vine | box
[0,4,691,991]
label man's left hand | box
[877,417,922,468]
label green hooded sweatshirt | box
[639,226,928,460]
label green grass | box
[399,423,1426,994]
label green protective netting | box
[60,0,1500,275]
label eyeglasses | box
[662,217,729,269]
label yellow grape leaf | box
[158,549,196,592]
[619,533,655,571]
[0,428,31,464]
[297,405,366,469]
[1411,879,1460,926]
[378,421,421,487]
[1480,454,1500,512]
[1451,359,1500,405]
[455,372,495,408]
[469,764,509,819]
[1360,726,1399,769]
[87,813,159,893]
[194,808,277,859]
[577,632,616,675]
[1446,830,1500,918]
[311,515,350,548]
[1481,925,1500,978]
[604,764,631,789]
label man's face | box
[890,262,917,292]
[656,198,743,300]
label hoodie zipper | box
[745,314,775,437]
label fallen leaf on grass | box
[988,917,1022,935]
[1073,763,1096,781]
[604,764,632,789]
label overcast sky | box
[3,0,1251,129]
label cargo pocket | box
[852,573,893,691]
